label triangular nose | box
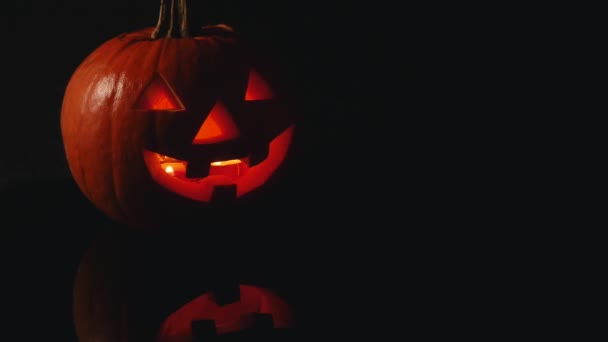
[192,100,240,145]
[245,69,274,101]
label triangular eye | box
[245,69,273,101]
[134,75,184,111]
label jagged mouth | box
[142,125,295,202]
[142,149,256,202]
[155,154,252,180]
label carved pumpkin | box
[73,227,296,342]
[60,0,295,228]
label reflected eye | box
[135,75,185,111]
[245,69,273,101]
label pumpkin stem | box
[151,0,192,39]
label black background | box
[0,0,606,340]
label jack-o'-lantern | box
[73,227,297,342]
[60,0,295,229]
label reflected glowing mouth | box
[157,154,251,180]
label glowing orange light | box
[143,125,295,203]
[164,165,175,176]
[211,159,241,166]
[209,159,246,177]
[245,69,274,101]
[192,101,240,144]
[134,75,184,111]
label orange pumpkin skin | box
[61,25,295,229]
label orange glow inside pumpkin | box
[192,101,240,144]
[245,69,273,101]
[144,125,293,202]
[134,75,184,111]
[160,156,248,178]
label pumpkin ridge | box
[75,80,105,215]
[151,37,171,162]
[155,37,170,81]
[105,42,146,225]
[114,33,149,53]
[72,38,144,223]
[110,39,167,225]
[107,69,131,226]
